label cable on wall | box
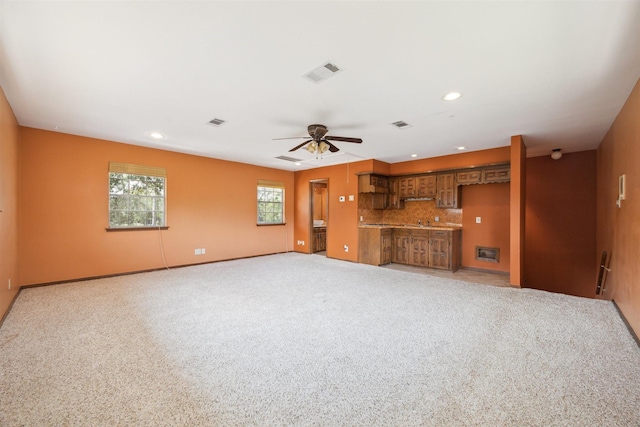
[158,227,170,269]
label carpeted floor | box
[1,253,639,426]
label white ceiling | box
[2,1,640,171]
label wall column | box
[510,135,526,287]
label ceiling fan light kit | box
[275,124,362,159]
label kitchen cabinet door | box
[392,230,410,264]
[398,177,416,198]
[429,230,450,269]
[416,175,437,198]
[436,173,460,208]
[410,233,430,267]
[381,229,393,265]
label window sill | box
[257,223,286,227]
[106,226,169,232]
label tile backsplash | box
[358,196,462,226]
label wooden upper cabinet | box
[482,167,510,183]
[387,178,405,209]
[416,175,437,198]
[436,173,460,208]
[398,177,416,198]
[359,164,509,207]
[358,174,389,193]
[456,170,482,185]
[456,165,511,186]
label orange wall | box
[525,151,597,298]
[597,78,640,336]
[390,147,510,175]
[461,183,510,273]
[294,160,375,261]
[0,87,21,319]
[19,128,294,285]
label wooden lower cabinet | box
[388,228,461,271]
[392,229,411,264]
[380,229,393,265]
[429,230,450,269]
[313,227,326,252]
[358,228,393,266]
[359,226,461,271]
[410,230,430,267]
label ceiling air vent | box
[391,120,411,129]
[276,155,302,163]
[207,118,226,127]
[303,61,343,84]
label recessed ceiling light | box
[294,162,302,166]
[148,132,164,139]
[457,146,466,151]
[411,154,418,158]
[443,92,462,101]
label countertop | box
[359,223,461,231]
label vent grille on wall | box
[303,62,343,84]
[476,246,499,263]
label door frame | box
[309,178,329,255]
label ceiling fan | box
[274,124,362,157]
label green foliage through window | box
[257,186,284,224]
[109,172,165,228]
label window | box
[257,180,285,225]
[108,162,166,229]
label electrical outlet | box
[435,216,440,222]
[344,245,349,252]
[201,248,206,255]
[298,240,305,246]
[476,217,482,224]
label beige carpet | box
[1,253,639,426]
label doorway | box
[310,180,328,256]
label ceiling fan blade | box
[273,136,308,140]
[289,140,313,152]
[327,141,340,152]
[325,136,363,143]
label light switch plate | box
[476,217,481,224]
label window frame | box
[257,180,285,226]
[107,162,167,231]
